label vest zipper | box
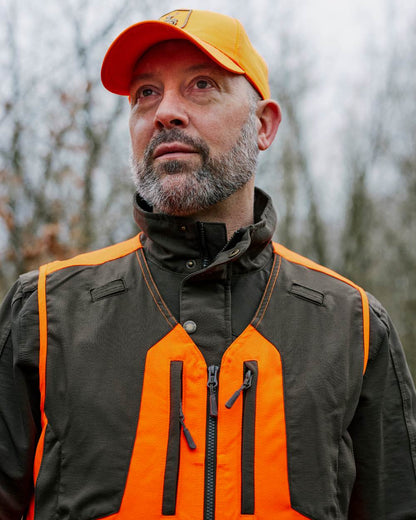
[225,369,253,409]
[179,401,196,450]
[225,361,258,515]
[205,364,219,520]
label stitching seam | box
[135,251,175,328]
[256,255,282,327]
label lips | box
[153,142,198,160]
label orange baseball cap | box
[101,9,270,99]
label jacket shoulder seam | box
[367,292,389,330]
[42,234,143,276]
[273,242,359,289]
[18,269,39,294]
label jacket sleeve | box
[0,272,40,520]
[348,293,416,519]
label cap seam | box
[198,41,244,73]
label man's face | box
[129,40,260,216]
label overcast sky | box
[1,0,414,219]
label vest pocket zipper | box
[162,360,196,516]
[179,401,196,450]
[226,360,258,515]
[225,368,253,409]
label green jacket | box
[1,189,415,519]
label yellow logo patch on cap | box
[159,9,192,29]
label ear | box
[256,100,281,151]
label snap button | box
[183,320,197,334]
[186,259,196,269]
[228,248,240,258]
[179,225,187,232]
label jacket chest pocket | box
[163,360,196,515]
[224,360,258,515]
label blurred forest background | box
[0,0,415,377]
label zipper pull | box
[179,402,196,450]
[225,370,253,409]
[207,365,219,417]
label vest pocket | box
[241,360,258,515]
[162,360,183,515]
[162,360,196,515]
[225,360,258,515]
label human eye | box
[141,86,155,96]
[192,77,216,91]
[132,85,158,104]
[195,78,212,89]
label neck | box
[188,179,255,240]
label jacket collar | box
[133,187,276,275]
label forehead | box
[131,39,239,79]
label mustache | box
[143,128,210,164]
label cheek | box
[202,112,246,152]
[129,115,153,154]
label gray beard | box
[130,110,259,216]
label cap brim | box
[101,20,245,96]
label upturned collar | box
[133,187,276,275]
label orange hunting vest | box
[28,235,369,519]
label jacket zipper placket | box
[198,222,210,270]
[199,223,219,520]
[205,364,219,520]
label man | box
[0,8,415,520]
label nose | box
[154,89,189,130]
